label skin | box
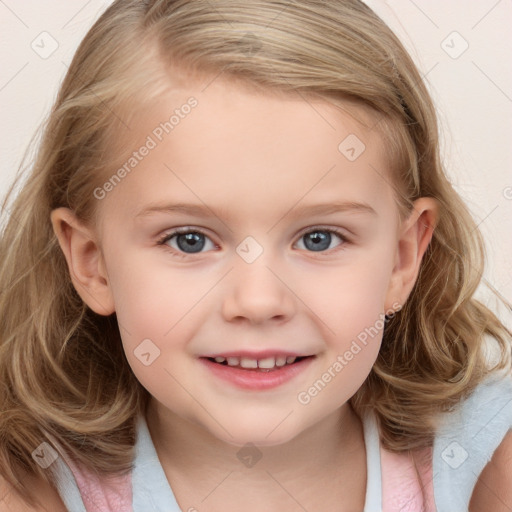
[49,75,442,510]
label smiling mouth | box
[203,355,313,372]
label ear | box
[384,197,439,310]
[50,207,115,316]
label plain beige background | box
[1,0,511,320]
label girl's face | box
[56,76,435,447]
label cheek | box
[108,259,202,413]
[309,252,395,333]
[104,250,210,381]
[106,249,203,338]
[298,248,395,397]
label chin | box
[208,420,301,448]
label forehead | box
[95,75,397,230]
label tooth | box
[286,356,297,364]
[214,357,226,363]
[227,357,240,366]
[258,357,276,369]
[240,357,258,369]
[275,356,287,367]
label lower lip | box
[199,357,315,390]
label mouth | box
[200,354,315,372]
[199,353,316,390]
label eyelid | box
[156,226,215,246]
[295,225,350,241]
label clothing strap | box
[131,414,182,512]
[362,411,383,511]
[432,371,512,511]
[50,455,88,512]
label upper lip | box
[201,350,313,359]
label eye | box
[157,226,350,258]
[295,228,349,253]
[157,228,216,256]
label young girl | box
[1,0,511,510]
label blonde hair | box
[1,0,510,506]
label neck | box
[146,400,367,511]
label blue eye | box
[157,228,215,255]
[296,228,347,252]
[157,227,349,257]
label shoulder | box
[469,429,512,511]
[430,371,512,510]
[0,473,67,512]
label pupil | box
[177,232,205,253]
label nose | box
[221,259,296,325]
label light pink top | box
[381,445,435,511]
[63,436,435,511]
[65,456,133,511]
[52,372,512,511]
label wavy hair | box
[1,0,510,506]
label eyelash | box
[156,226,351,259]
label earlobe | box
[50,207,115,316]
[385,197,439,309]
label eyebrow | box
[135,200,377,220]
